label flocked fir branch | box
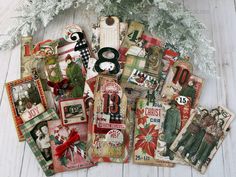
[0,0,216,76]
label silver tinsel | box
[0,0,216,76]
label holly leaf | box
[135,128,140,135]
[59,156,67,166]
[76,141,86,151]
[144,123,150,129]
[50,135,62,145]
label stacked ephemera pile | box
[5,16,234,176]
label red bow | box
[55,129,80,158]
[47,79,73,96]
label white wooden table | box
[0,0,236,177]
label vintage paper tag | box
[91,22,128,58]
[133,98,174,167]
[20,109,59,176]
[143,46,163,78]
[21,36,33,78]
[170,106,234,173]
[6,76,47,141]
[48,119,95,173]
[161,59,203,108]
[59,98,87,125]
[157,46,179,94]
[87,75,130,163]
[121,21,144,49]
[100,16,120,49]
[120,55,146,84]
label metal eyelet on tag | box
[106,16,115,26]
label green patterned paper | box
[120,55,146,83]
[20,109,59,176]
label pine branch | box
[0,0,216,76]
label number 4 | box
[128,30,139,42]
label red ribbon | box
[55,129,80,158]
[141,34,162,48]
[47,79,73,96]
[119,47,129,62]
[163,49,179,59]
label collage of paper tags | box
[5,16,234,176]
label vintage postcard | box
[155,100,193,164]
[59,98,87,125]
[87,75,130,163]
[48,119,95,173]
[20,109,59,176]
[170,106,234,173]
[6,76,47,141]
[133,98,174,167]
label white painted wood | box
[0,0,236,177]
[0,41,25,177]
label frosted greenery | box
[0,0,216,76]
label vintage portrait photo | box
[170,106,234,173]
[20,109,58,176]
[12,80,41,116]
[30,121,52,161]
[6,76,47,141]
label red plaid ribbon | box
[141,34,162,48]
